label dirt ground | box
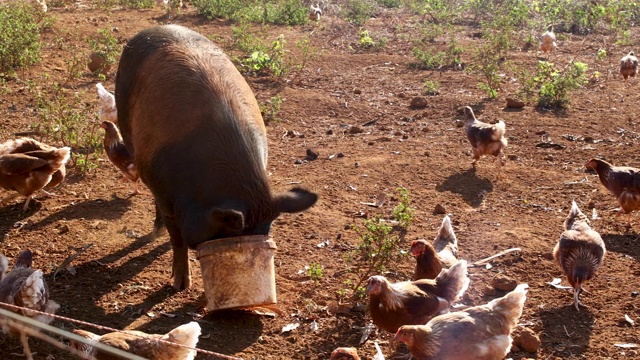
[1,1,639,359]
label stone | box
[88,52,111,74]
[433,203,446,215]
[513,328,541,353]
[492,274,518,291]
[506,97,525,108]
[410,96,428,109]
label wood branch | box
[468,248,521,267]
[53,243,93,280]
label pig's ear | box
[210,208,244,235]
[273,187,318,214]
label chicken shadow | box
[435,168,493,208]
[602,233,640,262]
[26,197,132,231]
[536,305,594,358]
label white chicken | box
[96,82,118,124]
[539,25,557,54]
[620,51,638,82]
[309,4,322,21]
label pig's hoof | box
[173,274,191,291]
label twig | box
[53,243,93,280]
[469,248,521,267]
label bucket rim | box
[196,234,275,259]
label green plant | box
[412,47,445,70]
[359,29,375,48]
[423,79,440,95]
[307,263,323,281]
[0,2,42,73]
[86,28,121,75]
[518,60,588,109]
[259,95,283,123]
[342,0,375,25]
[596,48,607,61]
[344,187,414,298]
[29,81,102,173]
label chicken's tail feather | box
[13,249,33,269]
[564,200,590,231]
[70,329,101,354]
[433,215,458,264]
[33,300,60,325]
[492,120,507,145]
[96,82,116,106]
[435,259,469,303]
[165,321,202,360]
[21,270,46,310]
[488,283,528,331]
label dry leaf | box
[614,343,638,348]
[360,193,386,207]
[328,303,353,315]
[160,312,177,318]
[625,314,635,326]
[546,278,573,290]
[359,322,376,344]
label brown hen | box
[585,158,640,224]
[367,260,469,333]
[0,250,60,360]
[553,201,605,310]
[463,107,507,169]
[410,215,458,280]
[330,347,361,360]
[539,25,557,54]
[71,321,201,360]
[102,120,141,195]
[0,138,70,211]
[620,51,638,81]
[394,284,528,360]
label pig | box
[115,25,318,290]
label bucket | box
[196,234,277,311]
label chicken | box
[539,25,556,54]
[410,215,458,280]
[585,158,640,224]
[367,260,469,333]
[393,283,528,360]
[71,321,201,360]
[553,201,605,310]
[330,347,361,360]
[463,106,508,169]
[620,51,638,81]
[96,82,118,124]
[330,343,385,360]
[0,138,71,211]
[0,250,60,360]
[309,4,322,21]
[101,121,141,195]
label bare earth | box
[0,3,639,360]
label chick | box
[539,25,557,54]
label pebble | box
[349,126,364,134]
[433,204,446,215]
[492,274,518,291]
[506,97,525,108]
[410,96,428,109]
[513,328,541,353]
[306,148,319,161]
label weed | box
[518,60,588,109]
[0,2,42,73]
[412,47,445,70]
[342,0,375,25]
[358,29,386,50]
[307,263,323,281]
[423,79,440,95]
[344,187,414,298]
[86,28,121,76]
[259,95,283,123]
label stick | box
[53,243,93,280]
[469,248,521,267]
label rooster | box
[102,121,141,195]
[71,321,201,360]
[620,51,638,82]
[553,201,605,310]
[410,215,458,280]
[0,138,71,211]
[394,284,528,360]
[96,82,117,124]
[463,107,507,169]
[539,25,556,54]
[367,260,469,333]
[585,158,640,225]
[0,250,60,360]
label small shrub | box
[358,29,386,50]
[342,0,375,25]
[518,60,588,109]
[86,28,121,75]
[412,47,445,70]
[306,263,323,281]
[0,2,42,73]
[259,95,283,123]
[423,79,440,95]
